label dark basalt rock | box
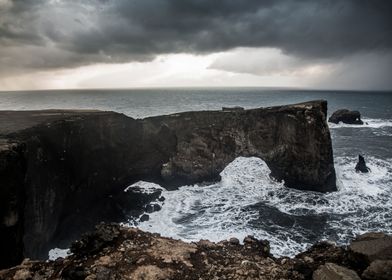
[328,109,364,124]
[0,101,336,268]
[70,223,121,257]
[355,155,370,173]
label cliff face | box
[0,100,336,268]
[148,100,335,191]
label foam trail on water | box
[127,156,392,257]
[328,118,392,129]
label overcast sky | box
[0,0,391,90]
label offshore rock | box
[328,109,363,125]
[355,155,370,173]
[0,100,336,268]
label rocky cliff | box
[0,100,336,268]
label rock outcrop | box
[313,263,361,280]
[355,155,370,173]
[1,225,391,280]
[328,109,364,125]
[0,100,336,268]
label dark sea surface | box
[1,88,391,257]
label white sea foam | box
[124,181,164,194]
[129,156,392,257]
[48,248,71,260]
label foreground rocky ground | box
[1,224,391,280]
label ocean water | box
[1,88,391,257]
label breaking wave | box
[130,156,392,257]
[328,118,392,129]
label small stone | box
[304,256,314,263]
[13,269,32,280]
[139,214,149,222]
[280,258,288,265]
[243,236,257,244]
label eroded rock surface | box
[0,101,336,267]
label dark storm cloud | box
[0,0,391,74]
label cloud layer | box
[1,0,391,76]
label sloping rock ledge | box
[1,224,391,280]
[0,100,336,267]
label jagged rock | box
[328,109,364,124]
[362,260,392,280]
[355,155,370,173]
[313,263,361,280]
[0,101,336,268]
[1,225,384,280]
[70,223,121,257]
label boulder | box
[328,109,363,124]
[355,155,370,173]
[0,101,336,268]
[313,263,361,280]
[348,232,392,268]
[362,260,392,280]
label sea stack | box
[328,109,364,125]
[355,155,371,173]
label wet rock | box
[328,109,364,124]
[229,237,240,245]
[145,203,162,213]
[355,155,370,173]
[243,235,271,257]
[313,263,361,280]
[139,214,149,222]
[362,260,392,280]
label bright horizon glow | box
[0,48,391,91]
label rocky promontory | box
[1,224,391,280]
[0,101,336,268]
